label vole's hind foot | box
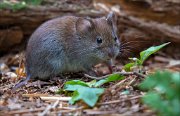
[12,76,30,92]
[50,75,62,81]
[30,80,52,89]
[85,69,99,77]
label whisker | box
[120,48,134,52]
[120,46,137,49]
[120,40,150,47]
[120,47,138,55]
[120,46,143,51]
[120,49,133,57]
[120,40,150,44]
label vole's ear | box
[106,12,118,33]
[76,17,95,33]
[106,12,117,26]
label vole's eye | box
[114,36,118,41]
[96,37,102,44]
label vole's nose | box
[108,48,116,58]
[108,52,114,58]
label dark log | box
[0,27,23,51]
[94,0,180,43]
[0,0,180,53]
[0,0,104,52]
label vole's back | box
[26,16,78,80]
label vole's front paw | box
[85,69,100,77]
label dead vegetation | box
[0,0,180,115]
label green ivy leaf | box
[140,71,175,97]
[65,80,89,86]
[64,73,125,107]
[142,92,170,115]
[142,92,163,109]
[64,80,89,91]
[171,98,180,116]
[123,63,135,72]
[140,71,180,116]
[140,71,164,90]
[86,80,97,87]
[123,42,170,71]
[94,74,124,87]
[140,42,170,65]
[171,72,180,87]
[68,85,104,107]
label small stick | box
[22,94,49,97]
[7,106,81,115]
[110,78,128,89]
[83,110,116,115]
[58,106,84,113]
[127,76,137,86]
[84,71,146,80]
[52,100,60,108]
[40,96,71,101]
[97,95,142,105]
[39,100,59,116]
[39,105,52,116]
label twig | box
[110,78,128,89]
[40,96,71,101]
[39,105,52,116]
[7,106,83,115]
[83,110,116,115]
[127,76,137,86]
[84,71,146,80]
[58,106,84,113]
[39,100,59,116]
[97,95,143,105]
[22,94,49,97]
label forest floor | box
[0,0,180,115]
[0,46,179,115]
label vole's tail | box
[12,75,31,92]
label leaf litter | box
[0,45,180,115]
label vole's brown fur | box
[13,12,120,91]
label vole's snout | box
[108,52,115,59]
[107,47,118,59]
